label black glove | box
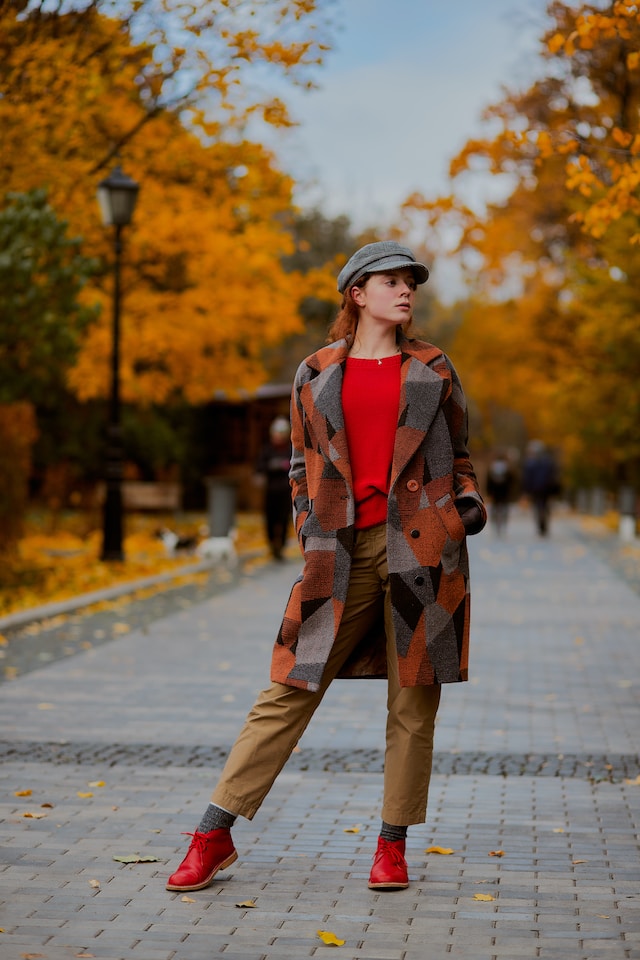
[455,498,484,535]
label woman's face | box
[351,268,417,326]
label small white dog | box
[195,531,237,566]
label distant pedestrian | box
[486,451,515,536]
[522,440,560,536]
[256,416,292,560]
[166,240,486,894]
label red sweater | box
[342,354,401,529]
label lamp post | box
[97,165,140,561]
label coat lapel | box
[391,341,447,490]
[303,340,352,488]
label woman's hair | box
[326,274,370,344]
[326,272,414,344]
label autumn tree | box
[0,189,99,406]
[0,190,99,550]
[0,0,336,405]
[402,0,640,490]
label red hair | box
[326,273,414,344]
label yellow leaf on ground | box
[572,859,587,864]
[552,828,565,833]
[473,893,495,901]
[181,895,196,903]
[87,781,105,788]
[37,703,55,710]
[22,811,47,818]
[113,853,161,863]
[235,899,257,908]
[14,789,32,797]
[113,622,130,634]
[597,914,610,919]
[625,775,640,785]
[88,879,101,889]
[425,846,454,855]
[317,930,345,946]
[343,825,360,833]
[488,850,505,857]
[77,792,93,798]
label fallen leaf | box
[596,914,610,919]
[75,954,95,958]
[552,828,564,833]
[22,811,47,819]
[488,850,505,857]
[0,634,7,646]
[473,893,495,901]
[21,953,46,958]
[87,781,105,788]
[113,622,130,634]
[181,895,196,903]
[37,703,55,710]
[113,854,161,864]
[317,930,345,946]
[88,879,101,889]
[77,792,93,799]
[235,899,256,908]
[572,859,587,864]
[343,825,360,833]
[14,789,32,797]
[624,775,640,786]
[425,846,454,855]
[41,803,54,809]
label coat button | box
[410,529,420,538]
[406,479,420,492]
[414,575,425,586]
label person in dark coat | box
[522,440,560,536]
[167,241,486,895]
[486,451,515,536]
[256,417,292,560]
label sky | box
[269,0,553,234]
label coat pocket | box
[435,492,466,542]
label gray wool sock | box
[197,803,236,833]
[380,821,408,842]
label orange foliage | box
[0,2,337,405]
[400,2,640,483]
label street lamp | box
[97,165,140,561]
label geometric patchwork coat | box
[271,335,486,693]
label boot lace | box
[373,838,405,867]
[181,831,209,863]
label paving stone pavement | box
[1,507,639,960]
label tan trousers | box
[211,523,441,825]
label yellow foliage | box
[0,3,336,405]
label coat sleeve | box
[289,361,310,549]
[442,356,487,528]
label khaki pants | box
[211,523,441,825]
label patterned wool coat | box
[271,336,486,693]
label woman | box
[167,240,486,893]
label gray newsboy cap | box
[337,240,429,294]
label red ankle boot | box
[368,836,409,890]
[166,828,237,891]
